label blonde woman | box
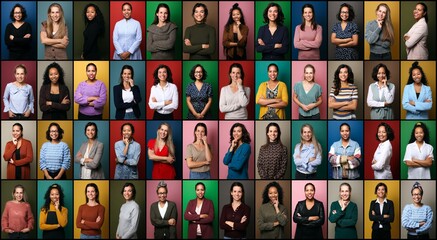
[365,3,395,60]
[147,122,176,179]
[40,3,69,60]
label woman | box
[223,123,251,179]
[114,123,141,179]
[1,184,34,239]
[255,63,288,119]
[4,4,32,59]
[74,122,105,179]
[148,123,176,179]
[40,3,69,60]
[219,182,251,239]
[293,124,322,179]
[402,61,432,119]
[293,4,322,60]
[147,3,177,60]
[331,3,359,60]
[186,64,213,120]
[328,182,358,239]
[40,122,71,180]
[150,181,178,239]
[185,123,212,179]
[257,181,288,239]
[116,183,140,239]
[148,64,178,120]
[292,64,322,119]
[76,183,105,239]
[113,2,142,60]
[257,122,288,179]
[39,62,71,120]
[401,182,433,239]
[222,3,249,60]
[366,63,395,119]
[369,182,394,239]
[3,64,34,119]
[39,184,68,239]
[293,183,324,239]
[256,2,289,60]
[113,65,142,120]
[365,3,394,60]
[371,122,394,179]
[184,182,214,239]
[328,123,361,180]
[74,63,107,120]
[403,122,434,179]
[82,3,105,60]
[404,3,428,60]
[328,64,358,120]
[219,63,250,119]
[183,3,216,60]
[3,123,33,180]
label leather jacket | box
[293,199,325,228]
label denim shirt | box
[114,139,141,179]
[328,139,361,179]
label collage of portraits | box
[0,0,436,239]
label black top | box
[293,199,325,239]
[83,20,103,60]
[4,22,32,59]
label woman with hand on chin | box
[76,183,105,239]
[113,65,142,120]
[114,123,140,179]
[366,63,395,120]
[113,2,142,60]
[184,182,214,239]
[148,123,176,180]
[185,123,213,179]
[222,3,249,60]
[150,181,178,239]
[39,184,68,239]
[3,123,33,179]
[116,183,140,239]
[223,123,251,179]
[365,3,395,60]
[293,183,324,239]
[328,182,358,239]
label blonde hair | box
[299,124,321,156]
[45,3,67,39]
[155,123,175,157]
[376,3,394,44]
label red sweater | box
[76,204,105,236]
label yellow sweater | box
[39,202,68,230]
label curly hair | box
[375,122,394,142]
[83,3,105,34]
[42,62,66,85]
[153,65,173,85]
[332,64,354,95]
[263,2,284,25]
[45,122,64,141]
[336,3,355,21]
[224,3,246,32]
[408,122,430,144]
[189,64,207,81]
[229,123,251,146]
[371,63,391,81]
[41,184,65,212]
[262,181,283,204]
[10,4,27,21]
[407,61,428,86]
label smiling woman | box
[40,3,69,60]
[5,3,33,59]
[112,2,142,60]
[76,183,105,239]
[147,123,176,179]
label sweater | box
[257,202,288,239]
[3,138,33,179]
[365,20,391,55]
[4,22,32,59]
[116,200,140,239]
[257,142,288,179]
[222,24,249,59]
[328,201,358,239]
[76,204,105,236]
[1,201,34,232]
[183,23,216,59]
[223,143,251,179]
[293,25,322,60]
[39,84,71,120]
[219,203,250,238]
[219,85,250,119]
[147,22,177,60]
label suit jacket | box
[39,84,71,119]
[3,138,33,179]
[369,199,394,231]
[113,84,142,119]
[404,17,428,60]
[74,140,105,179]
[150,200,178,239]
[184,198,214,239]
[402,83,432,119]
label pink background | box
[218,121,255,179]
[291,61,328,119]
[218,1,255,60]
[182,121,219,179]
[291,180,328,239]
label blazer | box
[150,200,178,239]
[402,83,432,119]
[74,140,105,179]
[113,84,142,119]
[184,198,214,239]
[39,84,71,119]
[222,24,249,59]
[404,18,428,60]
[369,199,394,231]
[3,138,33,179]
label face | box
[229,67,242,82]
[193,6,205,23]
[232,126,243,141]
[49,125,59,141]
[50,188,60,203]
[305,185,315,200]
[14,187,24,201]
[340,6,350,21]
[268,65,278,81]
[49,68,59,84]
[413,4,426,21]
[195,184,205,199]
[86,186,96,201]
[122,125,133,140]
[156,7,168,23]
[232,9,241,23]
[13,7,23,21]
[86,65,96,80]
[267,6,278,22]
[304,67,314,82]
[123,186,133,200]
[377,67,387,81]
[301,126,313,142]
[377,125,388,142]
[303,7,313,22]
[195,126,206,141]
[14,68,26,83]
[86,125,96,140]
[414,127,424,143]
[50,6,61,22]
[339,67,349,82]
[340,185,350,201]
[376,186,386,199]
[122,69,132,82]
[86,6,96,21]
[194,66,203,80]
[412,188,422,204]
[340,125,350,141]
[231,186,243,202]
[267,125,278,142]
[159,125,169,140]
[12,125,22,139]
[268,186,278,203]
[157,67,167,82]
[122,4,132,19]
[412,69,422,84]
[157,187,167,202]
[376,5,387,21]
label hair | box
[299,124,321,156]
[84,122,98,139]
[339,182,352,192]
[155,122,175,157]
[229,123,251,149]
[192,3,208,23]
[333,64,354,95]
[156,181,168,194]
[375,122,394,142]
[85,183,100,204]
[417,2,428,23]
[121,182,136,200]
[304,182,315,192]
[228,63,245,84]
[229,182,245,203]
[45,3,67,39]
[152,3,171,25]
[83,3,105,34]
[41,184,65,212]
[336,3,355,21]
[374,182,388,194]
[375,3,394,44]
[86,63,97,72]
[225,3,246,32]
[300,4,317,31]
[409,122,430,144]
[262,181,283,204]
[193,122,207,143]
[153,64,173,85]
[189,64,207,81]
[303,64,315,81]
[407,61,428,85]
[121,122,135,136]
[42,62,66,85]
[15,64,27,74]
[340,122,351,132]
[10,4,27,21]
[267,63,279,73]
[119,65,134,89]
[12,123,24,138]
[12,184,28,202]
[263,2,284,25]
[411,181,423,195]
[122,2,132,11]
[371,63,391,81]
[195,182,206,191]
[265,122,282,145]
[46,122,64,141]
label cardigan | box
[328,201,358,239]
[255,81,288,119]
[184,198,214,239]
[1,201,34,232]
[150,200,178,239]
[256,24,289,60]
[113,84,142,120]
[367,82,395,120]
[402,83,432,119]
[41,21,68,60]
[223,142,251,179]
[183,23,216,59]
[39,84,71,120]
[147,22,177,60]
[3,138,33,179]
[39,202,68,231]
[222,24,249,59]
[75,204,105,236]
[74,140,105,179]
[257,202,288,239]
[219,202,250,238]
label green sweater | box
[183,23,216,59]
[328,201,358,239]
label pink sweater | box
[293,25,322,60]
[1,201,34,232]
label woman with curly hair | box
[4,3,33,59]
[402,61,432,119]
[328,64,358,120]
[148,64,178,120]
[223,123,251,179]
[330,3,359,60]
[185,64,212,120]
[366,63,395,120]
[371,122,394,179]
[39,184,68,239]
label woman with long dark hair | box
[147,3,177,60]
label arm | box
[347,143,361,170]
[365,21,381,44]
[80,206,104,230]
[162,84,179,111]
[91,82,107,109]
[13,141,34,167]
[150,203,170,227]
[112,22,124,55]
[2,84,11,112]
[150,27,177,51]
[74,83,89,106]
[195,26,216,56]
[39,210,59,230]
[417,206,433,233]
[122,204,140,239]
[293,202,308,224]
[114,85,135,110]
[52,86,71,111]
[200,85,213,116]
[226,144,251,171]
[415,87,432,111]
[402,85,418,113]
[183,27,203,54]
[405,21,427,48]
[3,142,16,162]
[294,26,310,50]
[124,143,141,166]
[257,147,267,179]
[339,34,358,47]
[402,205,420,229]
[292,144,306,167]
[297,25,323,49]
[256,26,276,53]
[372,143,392,171]
[127,21,142,55]
[274,146,288,179]
[184,201,201,222]
[196,200,214,224]
[257,205,275,231]
[61,143,71,171]
[85,142,104,169]
[336,203,358,227]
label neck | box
[123,82,131,88]
[377,197,385,202]
[414,82,422,86]
[342,139,349,144]
[159,80,167,87]
[15,81,25,86]
[269,21,277,27]
[341,81,349,87]
[88,78,96,82]
[88,138,95,144]
[306,198,315,202]
[51,82,59,86]
[51,139,60,144]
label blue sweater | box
[223,143,251,179]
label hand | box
[168,218,176,225]
[8,111,16,118]
[258,39,265,46]
[120,51,131,60]
[236,78,243,86]
[166,156,175,164]
[123,137,130,145]
[196,113,203,119]
[341,200,349,211]
[9,159,15,164]
[308,216,319,221]
[21,228,30,233]
[404,35,410,41]
[274,43,282,48]
[87,96,98,102]
[383,214,390,218]
[24,110,30,117]
[164,100,172,105]
[377,19,383,28]
[372,159,377,165]
[202,44,209,49]
[200,214,208,219]
[151,97,157,102]
[24,34,31,38]
[81,219,85,224]
[201,135,208,145]
[424,99,432,103]
[230,139,238,152]
[76,152,83,158]
[381,78,387,86]
[241,215,247,223]
[419,221,426,226]
[128,79,134,87]
[372,210,375,216]
[96,216,101,223]
[301,104,310,112]
[54,200,60,208]
[61,96,70,104]
[184,39,192,46]
[308,157,316,162]
[409,100,416,106]
[60,36,69,46]
[9,35,14,40]
[12,138,18,145]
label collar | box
[375,198,387,204]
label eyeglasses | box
[50,130,59,133]
[158,192,167,195]
[194,71,203,74]
[341,11,349,14]
[412,193,422,196]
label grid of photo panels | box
[0,0,436,239]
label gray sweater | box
[365,20,391,54]
[147,22,177,60]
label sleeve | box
[227,144,251,171]
[372,143,392,171]
[293,202,308,224]
[4,24,13,47]
[401,205,419,229]
[403,144,412,162]
[274,146,288,179]
[148,86,163,110]
[122,205,140,239]
[85,142,104,169]
[272,26,290,55]
[280,82,289,105]
[348,143,361,170]
[294,25,322,49]
[128,21,142,55]
[74,83,89,106]
[184,201,200,222]
[195,26,216,56]
[368,201,382,222]
[27,85,35,114]
[132,85,142,105]
[308,147,322,169]
[277,205,288,226]
[183,27,203,54]
[328,202,341,223]
[219,206,230,230]
[234,205,250,231]
[39,144,47,170]
[61,143,71,170]
[255,83,265,104]
[57,208,68,228]
[256,26,275,53]
[3,84,11,112]
[367,84,384,108]
[152,27,177,51]
[237,25,249,47]
[365,21,381,44]
[336,203,358,227]
[3,142,16,162]
[292,144,306,167]
[83,23,100,55]
[196,200,214,224]
[257,206,274,231]
[257,146,267,179]
[49,86,71,111]
[39,210,58,230]
[26,204,35,230]
[417,206,433,233]
[79,206,104,230]
[114,85,134,110]
[162,84,179,111]
[113,22,123,55]
[124,143,141,166]
[382,201,395,224]
[150,203,168,227]
[415,87,432,111]
[92,82,107,109]
[146,28,156,52]
[405,22,427,48]
[384,84,395,104]
[402,85,418,114]
[1,203,10,231]
[294,26,310,50]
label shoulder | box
[113,84,121,90]
[148,139,156,145]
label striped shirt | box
[330,83,358,120]
[39,142,71,172]
[402,204,433,235]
